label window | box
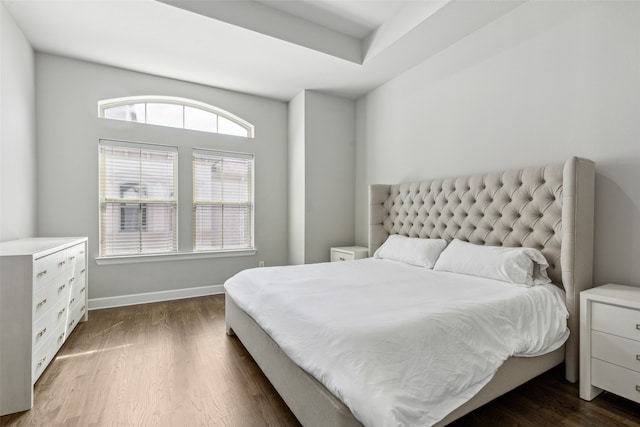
[98,96,255,138]
[193,149,254,252]
[99,140,178,257]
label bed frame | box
[226,157,595,426]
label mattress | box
[224,258,569,427]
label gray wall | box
[36,54,288,299]
[304,91,356,263]
[288,91,306,265]
[356,1,640,287]
[288,90,356,264]
[0,4,36,242]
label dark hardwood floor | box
[2,294,639,426]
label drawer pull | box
[58,307,66,316]
[58,260,66,266]
[637,385,640,392]
[81,269,86,274]
[339,257,346,261]
[37,327,47,337]
[37,298,47,307]
[37,356,47,367]
[69,256,76,260]
[70,297,75,305]
[58,283,66,291]
[81,305,86,312]
[69,277,75,283]
[37,269,47,278]
[69,319,75,327]
[80,250,85,254]
[637,324,640,331]
[58,333,64,341]
[80,287,86,293]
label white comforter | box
[224,258,569,427]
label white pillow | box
[373,235,448,268]
[433,239,552,286]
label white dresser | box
[580,283,640,404]
[0,237,88,415]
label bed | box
[224,157,595,426]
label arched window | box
[98,96,255,138]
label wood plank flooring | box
[2,294,639,426]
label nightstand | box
[580,283,640,403]
[330,246,369,262]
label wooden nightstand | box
[330,246,369,262]
[580,283,640,403]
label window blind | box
[192,149,254,251]
[99,140,178,257]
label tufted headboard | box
[369,157,595,382]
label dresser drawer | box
[32,276,70,322]
[67,243,87,278]
[592,302,640,342]
[32,285,51,321]
[32,321,65,383]
[592,330,640,373]
[33,250,67,290]
[66,300,87,336]
[32,298,66,351]
[69,275,87,306]
[591,358,640,404]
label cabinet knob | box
[37,298,47,307]
[58,307,66,317]
[69,319,75,328]
[69,277,75,283]
[37,269,47,278]
[58,333,64,341]
[37,356,47,367]
[58,260,66,266]
[37,327,47,337]
[58,284,66,292]
[69,256,76,260]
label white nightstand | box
[330,246,369,262]
[580,283,640,403]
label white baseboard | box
[88,284,225,310]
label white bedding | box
[224,258,569,427]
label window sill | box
[95,249,257,265]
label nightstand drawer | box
[592,330,640,373]
[591,358,640,404]
[592,302,640,342]
[331,251,354,262]
[330,246,368,262]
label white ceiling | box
[3,0,525,101]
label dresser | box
[330,246,369,262]
[0,237,88,415]
[580,283,640,403]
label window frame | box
[98,95,255,138]
[98,138,179,258]
[192,148,255,253]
